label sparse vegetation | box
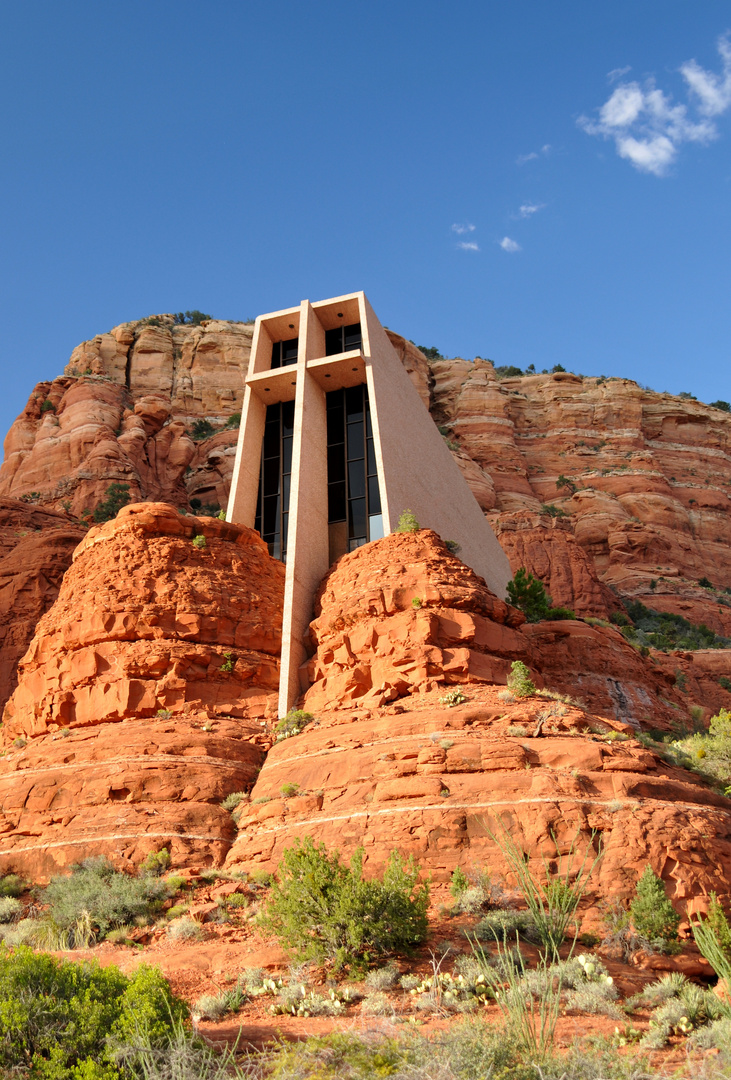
[619,598,731,651]
[275,708,314,740]
[439,687,467,707]
[220,651,235,672]
[174,310,211,325]
[396,508,420,533]
[630,865,680,953]
[506,568,575,623]
[506,661,536,698]
[190,419,215,441]
[92,481,131,523]
[192,533,207,550]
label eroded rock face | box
[303,530,527,712]
[3,503,284,739]
[0,503,284,880]
[431,364,731,621]
[0,499,85,713]
[227,687,731,916]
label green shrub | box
[506,661,536,698]
[0,897,22,923]
[220,651,235,673]
[395,509,420,533]
[494,365,524,377]
[166,916,203,942]
[710,400,731,412]
[439,687,467,707]
[280,782,299,798]
[506,568,551,622]
[190,419,215,441]
[275,708,314,740]
[225,412,241,428]
[674,707,731,786]
[40,398,55,413]
[0,946,186,1078]
[174,310,211,325]
[261,836,429,970]
[630,866,680,951]
[720,676,731,691]
[621,599,731,651]
[92,482,131,524]
[43,857,167,944]
[221,791,247,812]
[415,344,444,361]
[139,848,171,876]
[541,504,568,518]
[191,533,206,550]
[450,867,470,898]
[0,874,24,898]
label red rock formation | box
[0,499,84,713]
[2,503,284,739]
[303,530,527,712]
[0,716,266,882]
[227,686,731,917]
[0,503,284,880]
[229,533,731,915]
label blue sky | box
[1,1,729,443]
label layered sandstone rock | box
[0,499,85,713]
[303,530,527,712]
[430,363,731,620]
[3,503,284,739]
[227,686,731,917]
[0,503,284,879]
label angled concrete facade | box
[226,291,512,714]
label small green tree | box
[507,660,536,698]
[506,568,551,622]
[396,509,420,533]
[190,419,215,441]
[630,866,680,951]
[556,474,577,494]
[174,310,211,325]
[92,482,131,523]
[261,836,429,970]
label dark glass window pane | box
[271,342,282,369]
[263,420,280,458]
[366,438,377,475]
[271,539,281,561]
[254,507,261,534]
[326,403,344,443]
[263,495,280,537]
[325,327,343,356]
[282,400,295,435]
[348,458,365,499]
[328,482,346,522]
[327,443,345,483]
[349,497,366,538]
[345,386,364,422]
[281,338,298,363]
[282,513,288,549]
[282,473,291,503]
[346,421,363,452]
[343,323,362,350]
[368,475,381,512]
[282,436,292,474]
[263,456,280,493]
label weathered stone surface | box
[227,687,731,916]
[303,530,527,711]
[0,499,84,713]
[3,503,285,739]
[0,503,284,880]
[0,716,266,882]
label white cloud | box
[457,241,479,251]
[579,31,731,175]
[608,65,632,83]
[518,202,545,218]
[499,237,521,253]
[451,223,476,234]
[516,144,551,166]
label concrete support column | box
[278,301,329,715]
[225,384,265,526]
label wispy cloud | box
[516,144,551,165]
[517,202,545,219]
[608,65,632,83]
[451,223,476,235]
[499,237,521,253]
[579,31,731,175]
[457,241,479,251]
